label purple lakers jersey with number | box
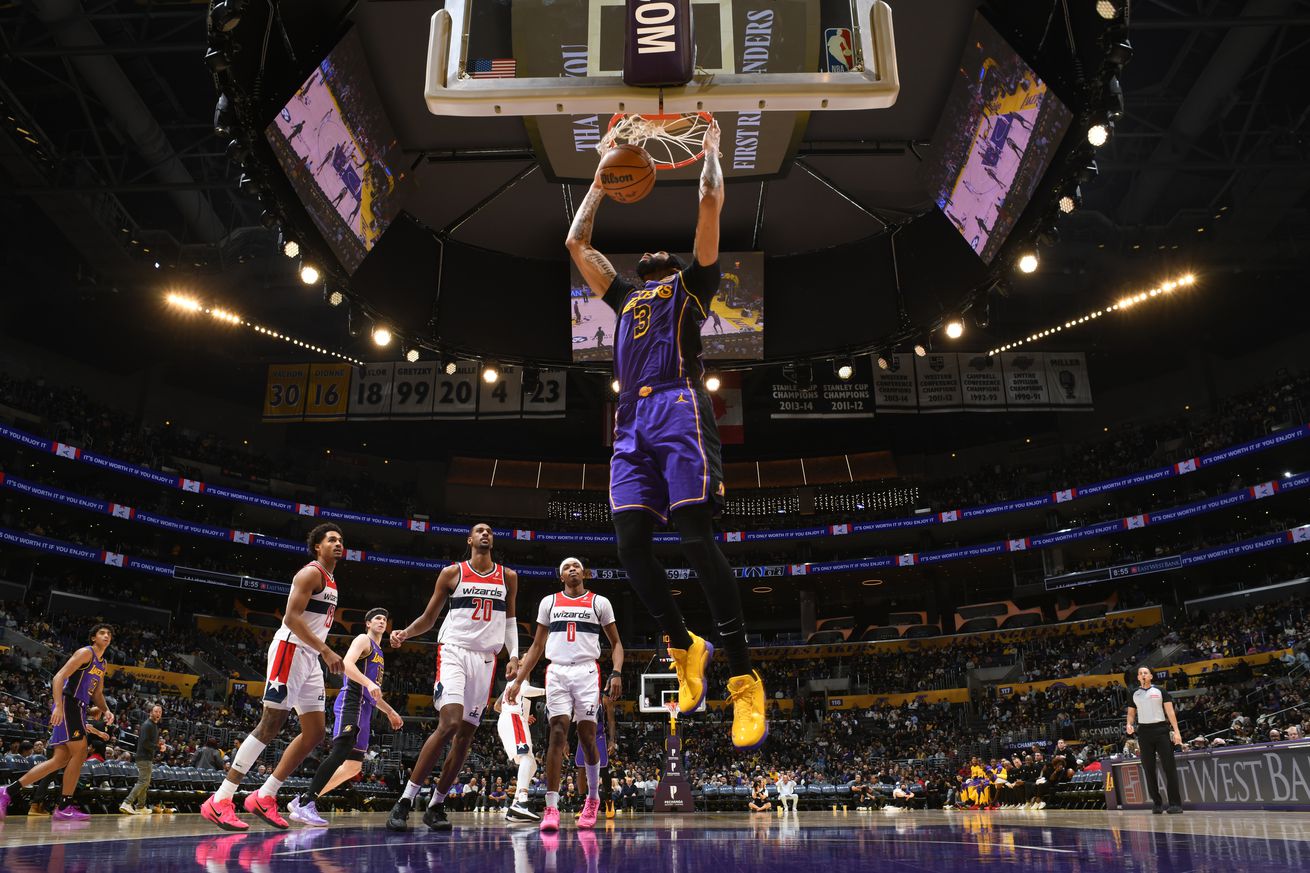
[602,260,720,391]
[65,646,107,704]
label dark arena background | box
[2,2,1310,872]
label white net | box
[598,112,714,170]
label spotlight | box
[165,292,202,312]
[299,263,320,285]
[405,347,420,363]
[1036,225,1061,248]
[1017,252,1039,274]
[1058,186,1082,214]
[326,289,345,307]
[225,138,249,164]
[204,47,230,73]
[1095,0,1119,19]
[347,305,363,338]
[372,325,393,348]
[944,319,964,340]
[705,374,721,392]
[1102,30,1133,69]
[482,363,500,384]
[1103,77,1125,121]
[876,355,890,371]
[444,359,459,376]
[912,340,927,358]
[1076,159,1099,183]
[281,237,300,259]
[213,93,234,138]
[210,0,247,33]
[611,379,621,394]
[835,358,854,381]
[1087,123,1112,147]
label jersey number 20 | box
[469,598,496,622]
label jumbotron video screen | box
[569,253,764,363]
[264,29,405,274]
[924,13,1073,264]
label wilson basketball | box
[598,144,656,204]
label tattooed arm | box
[693,119,724,267]
[566,179,619,297]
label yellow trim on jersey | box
[679,269,709,319]
[668,377,710,510]
[608,500,669,524]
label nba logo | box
[825,28,853,73]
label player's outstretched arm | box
[284,565,344,674]
[565,176,618,297]
[693,119,724,267]
[392,564,459,647]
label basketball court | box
[4,811,1309,873]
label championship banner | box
[522,369,568,419]
[262,364,309,422]
[1001,352,1051,409]
[1044,352,1093,409]
[914,353,964,412]
[348,363,395,419]
[432,359,479,420]
[389,361,437,419]
[871,354,918,413]
[768,358,874,419]
[478,364,524,419]
[710,372,744,443]
[303,363,352,422]
[959,353,1006,411]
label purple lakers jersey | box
[65,646,107,704]
[603,260,720,391]
[337,637,384,714]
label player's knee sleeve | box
[230,735,267,775]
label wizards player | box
[289,607,404,825]
[564,119,766,750]
[0,624,114,821]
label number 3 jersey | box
[438,561,508,654]
[536,590,615,664]
[602,259,720,391]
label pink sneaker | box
[244,791,289,829]
[539,806,560,833]
[0,784,11,819]
[578,797,600,829]
[202,796,250,832]
[52,804,91,822]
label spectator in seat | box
[891,778,918,810]
[849,771,875,808]
[191,738,224,770]
[747,777,771,813]
[487,777,508,811]
[775,771,798,812]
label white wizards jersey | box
[537,590,615,664]
[275,560,338,646]
[438,561,508,653]
[499,681,544,723]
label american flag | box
[469,58,516,79]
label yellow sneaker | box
[605,801,615,820]
[667,632,714,713]
[726,670,768,749]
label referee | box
[1126,666,1183,814]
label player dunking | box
[507,557,623,832]
[565,119,766,749]
[201,524,346,831]
[386,523,520,832]
[494,677,545,822]
[288,607,404,825]
[0,624,114,822]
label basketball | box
[598,144,656,204]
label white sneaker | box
[140,806,153,815]
[119,802,137,815]
[506,801,540,822]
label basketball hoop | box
[599,112,714,170]
[664,699,680,722]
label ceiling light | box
[611,379,621,394]
[876,355,890,371]
[1018,252,1039,273]
[210,0,246,33]
[912,341,927,358]
[444,360,458,376]
[1096,0,1119,20]
[405,347,421,363]
[944,319,964,340]
[1087,123,1111,147]
[165,292,202,312]
[282,239,300,259]
[299,263,320,285]
[482,363,500,384]
[372,326,393,347]
[705,374,721,392]
[326,289,345,307]
[835,358,854,380]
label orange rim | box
[605,111,713,170]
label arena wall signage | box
[862,352,1094,416]
[1110,742,1310,811]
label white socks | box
[214,779,238,803]
[545,791,560,810]
[230,735,267,776]
[402,781,422,802]
[585,763,600,800]
[259,776,283,799]
[428,788,447,809]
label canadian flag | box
[1006,538,1030,552]
[938,510,959,523]
[724,531,744,543]
[296,503,319,517]
[53,442,81,460]
[1123,514,1150,530]
[102,551,125,568]
[345,549,365,562]
[789,563,809,576]
[1052,488,1076,503]
[897,553,918,567]
[710,373,744,445]
[231,530,252,545]
[514,529,534,541]
[1290,526,1310,544]
[179,478,203,493]
[1174,457,1199,474]
[829,523,850,536]
[109,503,134,520]
[409,519,429,532]
[1250,481,1279,499]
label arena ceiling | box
[1,1,1308,392]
